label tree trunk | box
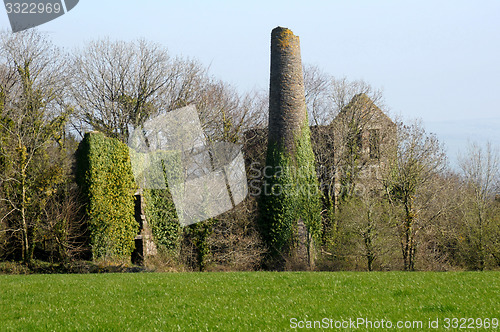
[21,159,29,264]
[402,201,416,271]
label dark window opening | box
[356,131,362,151]
[369,129,380,159]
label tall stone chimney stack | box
[268,26,307,154]
[260,27,321,270]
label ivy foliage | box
[144,188,181,255]
[75,132,137,261]
[130,147,212,269]
[184,219,215,271]
[259,121,322,260]
[129,149,182,256]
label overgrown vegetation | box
[0,30,81,265]
[258,121,322,268]
[0,30,498,272]
[143,189,181,255]
[75,132,137,261]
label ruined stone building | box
[313,93,396,207]
[131,189,157,264]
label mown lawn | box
[0,272,498,331]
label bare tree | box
[195,80,266,144]
[330,77,384,113]
[303,64,333,126]
[70,38,208,142]
[457,141,500,270]
[0,30,68,263]
[303,68,390,209]
[207,199,266,271]
[301,67,399,270]
[303,65,386,126]
[382,120,447,270]
[70,37,265,147]
[337,194,392,271]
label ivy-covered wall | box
[144,188,181,255]
[259,122,322,261]
[76,132,137,261]
[129,149,182,256]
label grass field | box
[0,272,499,331]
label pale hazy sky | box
[1,0,499,165]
